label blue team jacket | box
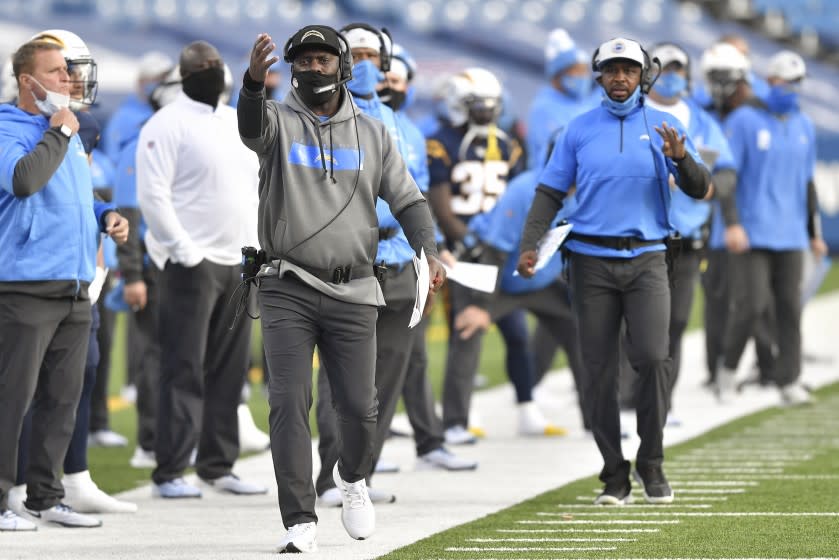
[526,85,600,169]
[670,98,736,241]
[0,104,105,286]
[538,98,703,258]
[720,104,814,251]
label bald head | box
[179,40,222,78]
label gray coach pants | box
[260,274,378,528]
[568,252,672,487]
[316,264,417,494]
[0,293,90,511]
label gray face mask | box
[28,76,70,116]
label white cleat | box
[129,447,157,469]
[517,401,568,437]
[199,474,268,495]
[62,471,137,513]
[237,403,271,453]
[716,367,738,403]
[88,429,129,448]
[444,425,478,445]
[332,463,375,540]
[373,458,400,474]
[7,484,26,515]
[779,382,813,406]
[417,447,478,471]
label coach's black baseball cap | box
[284,25,342,62]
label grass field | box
[88,262,839,495]
[379,381,839,559]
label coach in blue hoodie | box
[0,40,125,529]
[518,37,710,507]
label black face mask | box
[292,71,339,108]
[379,87,407,111]
[182,66,225,107]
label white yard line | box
[555,504,712,509]
[444,546,619,552]
[496,528,661,533]
[536,511,839,517]
[517,519,682,525]
[466,537,638,542]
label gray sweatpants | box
[0,293,91,511]
[316,264,417,494]
[261,274,378,528]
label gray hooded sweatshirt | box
[238,82,437,306]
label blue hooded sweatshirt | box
[0,104,106,290]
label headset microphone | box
[645,56,663,94]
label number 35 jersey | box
[426,123,525,223]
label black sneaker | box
[594,480,633,505]
[633,466,674,504]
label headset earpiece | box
[340,22,391,73]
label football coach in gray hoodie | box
[238,26,445,552]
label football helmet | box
[768,50,806,82]
[444,67,503,128]
[700,42,750,109]
[30,29,98,110]
[149,64,181,111]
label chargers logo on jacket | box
[288,142,364,171]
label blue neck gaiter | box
[561,75,593,100]
[652,73,687,100]
[602,85,641,117]
[765,85,799,115]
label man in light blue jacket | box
[0,40,126,531]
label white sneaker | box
[317,487,342,508]
[88,429,129,448]
[62,471,138,513]
[373,458,400,474]
[7,484,26,514]
[517,401,568,437]
[417,447,478,471]
[366,486,396,504]
[129,447,157,469]
[199,474,268,495]
[444,425,477,445]
[332,463,375,540]
[0,509,36,531]
[780,383,813,406]
[120,384,137,404]
[716,367,738,403]
[276,521,317,553]
[24,503,102,528]
[237,403,271,453]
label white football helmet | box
[444,67,503,128]
[700,42,751,109]
[768,50,806,82]
[219,63,233,105]
[0,56,15,103]
[149,65,181,111]
[30,29,98,110]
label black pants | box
[0,294,90,511]
[402,316,446,456]
[667,249,702,397]
[316,264,417,494]
[260,274,378,528]
[152,260,251,485]
[721,250,803,387]
[129,266,161,452]
[89,281,114,433]
[569,252,672,487]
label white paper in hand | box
[534,223,573,271]
[442,261,498,293]
[409,248,430,328]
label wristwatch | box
[57,124,72,138]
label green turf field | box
[88,262,839,496]
[379,381,839,559]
